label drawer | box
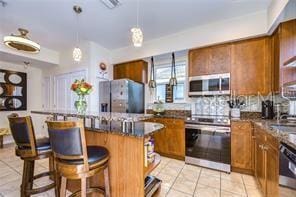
[231,121,252,131]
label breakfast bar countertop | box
[31,110,164,138]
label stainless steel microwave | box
[188,73,230,96]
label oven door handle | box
[185,124,231,133]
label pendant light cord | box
[151,57,154,80]
[136,0,139,27]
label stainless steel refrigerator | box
[99,79,144,113]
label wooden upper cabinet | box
[189,44,231,76]
[189,47,209,76]
[231,37,272,95]
[113,60,148,84]
[208,44,231,74]
[279,19,296,86]
[271,28,280,93]
[231,121,253,173]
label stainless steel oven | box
[279,143,296,189]
[185,123,231,172]
[188,73,230,96]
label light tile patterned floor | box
[151,156,296,197]
[0,144,295,197]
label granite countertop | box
[31,110,163,138]
[85,120,164,138]
[252,120,296,150]
[31,110,153,121]
[231,117,296,149]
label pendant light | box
[169,53,177,86]
[131,0,143,47]
[148,56,156,88]
[73,5,82,62]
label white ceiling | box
[0,0,272,52]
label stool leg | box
[21,161,29,197]
[27,161,35,191]
[81,177,87,197]
[0,136,3,148]
[104,166,111,197]
[60,176,67,197]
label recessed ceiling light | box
[3,28,40,53]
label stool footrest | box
[33,171,54,180]
[69,186,105,197]
[25,183,56,195]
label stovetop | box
[185,115,230,126]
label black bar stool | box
[7,114,57,197]
[46,120,111,197]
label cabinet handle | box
[263,145,269,151]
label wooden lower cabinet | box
[255,128,266,192]
[254,125,279,197]
[231,121,254,174]
[148,118,185,159]
[266,144,279,197]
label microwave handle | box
[219,76,222,93]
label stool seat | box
[36,138,51,151]
[59,146,109,166]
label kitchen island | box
[31,110,164,197]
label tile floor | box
[0,144,295,197]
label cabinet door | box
[231,121,253,171]
[113,60,148,84]
[189,48,209,76]
[255,129,266,195]
[279,19,296,86]
[150,118,168,154]
[266,145,279,197]
[231,37,271,95]
[208,44,231,74]
[166,119,185,158]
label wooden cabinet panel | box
[189,47,209,76]
[208,44,231,74]
[266,144,279,197]
[254,126,279,197]
[148,118,185,159]
[231,121,253,173]
[231,37,272,95]
[113,60,148,84]
[279,19,296,86]
[254,128,266,193]
[189,44,231,76]
[271,29,280,92]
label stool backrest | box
[7,114,37,156]
[46,120,89,169]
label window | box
[154,61,186,101]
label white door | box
[54,70,87,111]
[43,77,51,110]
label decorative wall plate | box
[99,62,107,71]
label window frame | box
[153,60,187,103]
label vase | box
[75,95,87,114]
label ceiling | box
[0,0,272,52]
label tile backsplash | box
[147,94,289,116]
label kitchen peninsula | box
[31,110,164,197]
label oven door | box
[185,124,231,171]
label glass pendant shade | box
[148,56,156,88]
[131,27,143,47]
[169,77,177,86]
[73,47,82,62]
